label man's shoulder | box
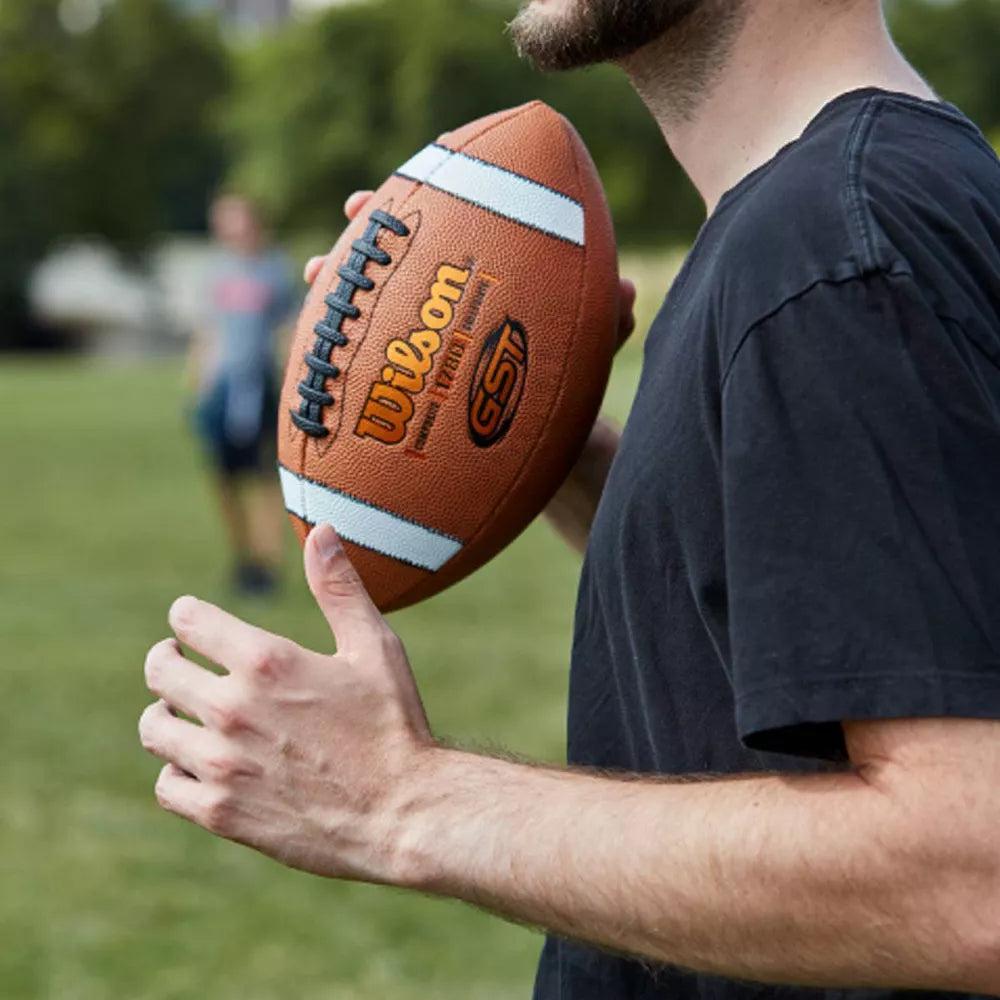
[681,90,1000,348]
[717,91,994,273]
[856,94,1000,321]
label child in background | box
[190,193,294,595]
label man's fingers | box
[304,523,388,655]
[142,701,262,784]
[344,189,373,221]
[140,701,216,777]
[144,638,221,720]
[302,191,374,285]
[168,595,273,675]
[303,255,326,284]
[155,763,234,833]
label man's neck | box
[621,0,935,215]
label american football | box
[278,100,619,611]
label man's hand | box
[139,523,435,884]
[302,190,376,284]
[303,190,634,554]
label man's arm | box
[541,273,632,553]
[542,415,621,554]
[139,527,1000,994]
[393,717,1000,991]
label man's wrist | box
[383,746,527,893]
[385,746,481,891]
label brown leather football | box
[278,101,619,611]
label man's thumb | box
[304,523,383,650]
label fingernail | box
[313,523,342,561]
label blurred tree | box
[223,0,700,249]
[0,0,80,346]
[71,0,231,244]
[0,0,229,348]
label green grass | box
[0,258,671,1000]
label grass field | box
[0,256,673,1000]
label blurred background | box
[2,0,999,997]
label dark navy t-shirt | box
[534,89,1000,999]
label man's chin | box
[509,0,595,72]
[511,0,695,73]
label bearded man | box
[140,1,1000,996]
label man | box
[140,1,1000,996]
[191,193,293,595]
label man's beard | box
[509,0,702,72]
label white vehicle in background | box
[28,237,215,359]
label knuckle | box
[319,555,361,597]
[247,639,289,682]
[376,625,405,661]
[341,622,403,669]
[208,693,247,735]
[202,792,236,836]
[203,754,241,782]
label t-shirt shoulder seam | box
[719,267,910,389]
[840,94,995,269]
[878,92,994,151]
[719,96,925,390]
[843,94,886,272]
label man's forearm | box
[388,744,996,992]
[543,416,621,554]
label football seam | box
[289,205,417,467]
[292,210,411,437]
[311,203,423,454]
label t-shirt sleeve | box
[722,271,1000,760]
